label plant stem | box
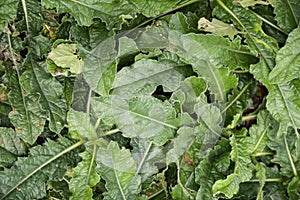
[247,178,282,183]
[242,114,257,121]
[105,128,120,136]
[253,12,287,35]
[251,152,274,157]
[148,189,165,199]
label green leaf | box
[96,141,141,200]
[212,129,255,198]
[255,163,266,200]
[195,139,231,200]
[198,17,240,40]
[0,0,19,32]
[83,36,117,96]
[166,126,196,164]
[131,138,164,182]
[171,76,207,114]
[48,43,83,74]
[0,137,80,200]
[169,31,256,102]
[41,0,136,28]
[169,12,199,33]
[130,0,180,17]
[20,61,67,134]
[92,96,178,146]
[269,26,300,83]
[112,59,183,98]
[274,0,300,33]
[4,68,46,145]
[266,80,300,135]
[67,109,97,141]
[69,151,100,200]
[288,177,300,199]
[267,130,300,177]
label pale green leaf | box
[92,96,178,146]
[255,163,266,200]
[166,126,196,164]
[198,17,240,40]
[171,184,194,200]
[274,0,300,33]
[131,138,164,182]
[67,109,97,140]
[112,59,184,98]
[236,0,271,7]
[171,76,207,114]
[288,177,300,199]
[69,151,100,200]
[0,137,79,200]
[169,12,199,33]
[20,61,67,134]
[83,36,117,96]
[48,43,83,74]
[269,26,300,83]
[96,141,141,200]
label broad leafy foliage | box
[0,0,299,199]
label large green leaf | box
[274,0,300,33]
[269,26,300,83]
[0,137,80,200]
[96,141,141,200]
[69,151,100,200]
[41,0,136,28]
[4,68,46,145]
[0,0,19,32]
[20,61,67,134]
[91,96,178,145]
[83,36,117,96]
[112,59,183,98]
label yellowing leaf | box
[48,43,83,74]
[198,17,240,40]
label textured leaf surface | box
[0,0,19,32]
[195,139,230,200]
[20,61,67,134]
[69,151,100,200]
[48,43,83,74]
[131,138,164,182]
[269,26,300,83]
[41,0,136,28]
[212,129,255,198]
[130,0,180,17]
[92,96,178,145]
[274,0,300,33]
[5,69,46,145]
[96,141,141,200]
[0,137,79,200]
[112,59,183,98]
[198,17,240,40]
[68,109,97,140]
[83,36,117,96]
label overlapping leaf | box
[96,141,141,200]
[92,96,178,146]
[0,0,19,32]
